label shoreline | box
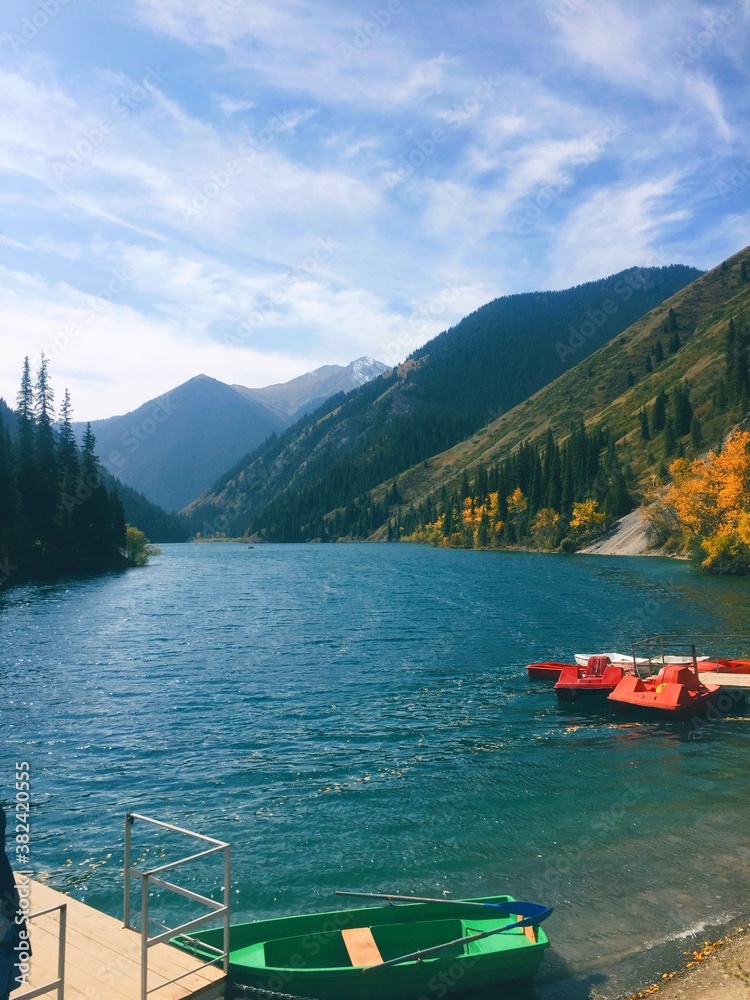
[627,922,750,999]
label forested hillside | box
[100,473,190,543]
[375,247,750,559]
[1,359,134,586]
[188,264,700,538]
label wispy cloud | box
[0,0,747,417]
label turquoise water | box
[2,543,750,997]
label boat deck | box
[13,877,226,1000]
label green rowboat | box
[173,894,551,999]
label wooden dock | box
[13,877,226,1000]
[699,671,750,689]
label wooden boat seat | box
[341,926,383,967]
[517,918,537,943]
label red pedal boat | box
[608,663,719,719]
[526,661,573,680]
[554,656,632,700]
[708,658,750,674]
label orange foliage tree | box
[661,430,750,572]
[569,498,606,542]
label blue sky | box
[0,0,748,418]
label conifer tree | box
[639,408,651,440]
[34,356,60,546]
[664,415,677,457]
[654,339,664,363]
[15,357,36,534]
[76,424,116,566]
[652,390,668,432]
[690,415,703,451]
[671,384,694,436]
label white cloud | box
[549,176,689,287]
[0,0,746,424]
[683,73,733,143]
[214,95,255,116]
[0,264,320,419]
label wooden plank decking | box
[12,878,226,1000]
[700,671,750,690]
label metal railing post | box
[13,902,67,1000]
[141,875,149,1000]
[124,813,133,929]
[125,813,231,997]
[57,903,66,1000]
[223,844,231,973]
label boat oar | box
[335,889,541,913]
[361,902,553,973]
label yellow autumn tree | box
[569,498,606,542]
[531,508,559,550]
[660,429,750,572]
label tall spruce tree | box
[75,424,119,567]
[639,408,651,440]
[34,356,60,548]
[15,357,36,538]
[671,384,693,436]
[652,390,668,433]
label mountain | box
[385,246,750,520]
[234,357,389,420]
[74,359,387,512]
[100,472,190,543]
[0,393,188,544]
[76,375,285,512]
[186,264,702,539]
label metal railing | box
[14,902,67,1000]
[631,633,750,674]
[123,812,230,1000]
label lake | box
[2,542,750,998]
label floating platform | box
[14,876,226,1000]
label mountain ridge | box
[186,263,703,538]
[365,245,750,541]
[73,357,387,512]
